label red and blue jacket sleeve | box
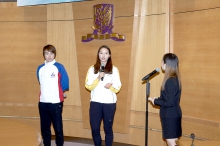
[54,62,69,92]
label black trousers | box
[38,102,64,146]
[89,101,116,146]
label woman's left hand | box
[148,97,155,105]
[104,83,112,89]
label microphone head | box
[101,63,105,67]
[190,133,195,139]
[155,68,160,72]
[100,65,105,72]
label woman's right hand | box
[98,72,105,80]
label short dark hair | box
[43,44,56,58]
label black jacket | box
[154,77,182,118]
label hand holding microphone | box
[100,65,105,81]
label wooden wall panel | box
[0,2,46,22]
[0,2,24,21]
[171,8,220,122]
[0,22,46,70]
[0,21,46,104]
[0,73,39,103]
[0,105,39,117]
[170,0,220,13]
[182,117,220,140]
[135,0,166,16]
[170,0,220,142]
[72,0,135,19]
[130,1,168,123]
[47,3,73,20]
[24,6,47,21]
[47,4,81,107]
[130,14,166,112]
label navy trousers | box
[38,102,64,146]
[89,101,116,146]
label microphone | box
[100,65,105,81]
[142,68,160,81]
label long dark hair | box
[94,45,113,74]
[161,53,181,90]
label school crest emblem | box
[82,4,125,42]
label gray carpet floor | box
[39,136,136,146]
[51,140,93,146]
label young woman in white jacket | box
[85,45,122,146]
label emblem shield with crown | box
[82,4,125,42]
